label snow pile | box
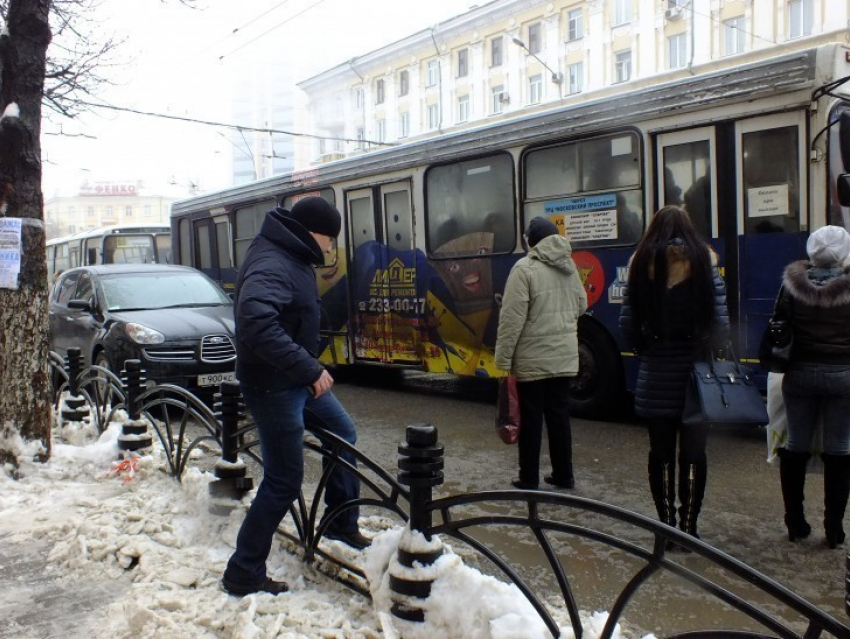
[0,411,648,638]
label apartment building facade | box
[44,182,175,240]
[296,0,847,165]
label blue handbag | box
[682,352,768,427]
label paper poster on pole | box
[0,218,22,290]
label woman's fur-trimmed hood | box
[783,260,850,308]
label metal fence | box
[49,351,850,638]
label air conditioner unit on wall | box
[665,6,682,20]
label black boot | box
[648,455,676,527]
[778,448,811,542]
[678,461,706,539]
[821,453,850,549]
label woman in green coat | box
[495,217,588,490]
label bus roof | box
[47,224,170,246]
[171,43,846,216]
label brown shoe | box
[222,576,289,596]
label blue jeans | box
[224,381,360,586]
[782,364,850,455]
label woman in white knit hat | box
[775,225,850,548]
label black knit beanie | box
[288,197,342,237]
[526,217,558,247]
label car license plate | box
[197,372,236,387]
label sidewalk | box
[0,536,130,639]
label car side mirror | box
[839,174,850,207]
[67,298,93,312]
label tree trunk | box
[0,0,52,464]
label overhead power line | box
[70,100,396,147]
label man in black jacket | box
[222,197,368,597]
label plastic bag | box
[495,376,520,445]
[766,372,823,470]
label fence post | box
[209,380,254,507]
[390,423,445,625]
[60,347,89,423]
[118,359,152,453]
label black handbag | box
[682,351,769,427]
[758,287,793,373]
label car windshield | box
[100,271,231,311]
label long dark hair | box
[627,205,715,339]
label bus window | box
[195,222,212,269]
[234,201,273,267]
[384,188,412,251]
[425,152,514,257]
[741,125,801,234]
[103,235,155,264]
[524,132,643,247]
[215,219,232,269]
[828,104,850,228]
[178,218,191,266]
[349,191,376,252]
[281,188,335,211]
[54,243,71,276]
[156,234,171,264]
[661,137,714,240]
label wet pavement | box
[333,369,850,636]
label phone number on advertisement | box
[362,297,426,314]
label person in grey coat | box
[495,217,588,490]
[776,225,850,548]
[619,206,729,541]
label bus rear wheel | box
[568,321,625,419]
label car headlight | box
[125,323,165,345]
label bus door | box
[656,127,719,242]
[347,181,422,365]
[192,213,232,287]
[734,112,808,357]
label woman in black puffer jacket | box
[619,206,730,540]
[775,225,850,548]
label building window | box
[491,84,506,114]
[568,61,584,94]
[568,8,583,41]
[457,48,468,77]
[400,112,410,138]
[376,119,386,143]
[427,60,440,87]
[668,33,687,69]
[375,79,385,104]
[356,127,365,149]
[67,206,75,219]
[491,36,503,67]
[615,49,632,83]
[354,88,364,111]
[143,205,152,217]
[427,104,440,130]
[614,0,631,26]
[457,95,470,123]
[528,22,542,54]
[398,70,409,96]
[788,0,812,38]
[529,74,543,104]
[723,17,745,55]
[105,206,114,220]
[86,207,94,218]
[124,205,132,217]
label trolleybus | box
[46,224,172,282]
[170,44,850,418]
